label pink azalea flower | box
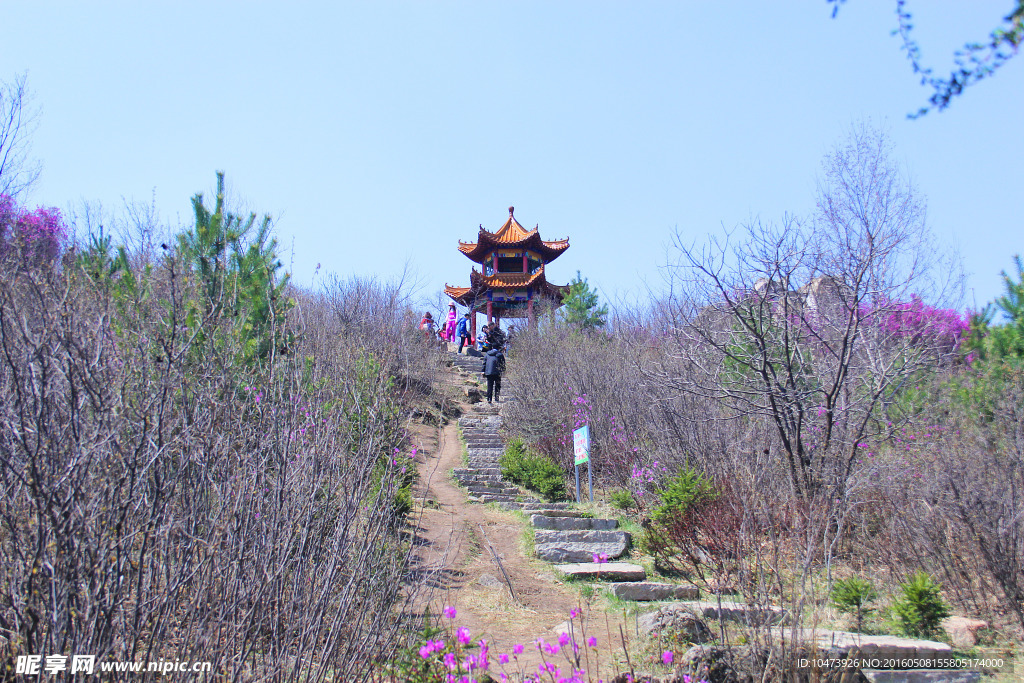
[456,627,471,645]
[587,636,597,647]
[443,605,457,619]
[662,650,674,665]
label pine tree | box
[562,271,608,330]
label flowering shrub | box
[384,607,704,683]
[862,296,969,355]
[0,194,67,267]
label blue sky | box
[5,1,1022,314]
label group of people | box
[419,303,508,404]
[419,304,513,353]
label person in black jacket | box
[481,346,505,404]
[486,324,506,352]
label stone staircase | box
[447,350,696,603]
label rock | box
[553,562,646,581]
[678,600,787,626]
[940,616,989,648]
[463,387,482,403]
[637,606,713,643]
[534,529,630,562]
[776,628,952,666]
[476,573,503,590]
[531,514,618,530]
[610,582,700,601]
[678,645,741,683]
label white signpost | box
[573,425,592,503]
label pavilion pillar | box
[486,301,493,325]
[470,310,477,345]
[528,299,535,326]
[522,252,528,273]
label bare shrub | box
[0,246,439,679]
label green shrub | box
[609,488,636,510]
[652,465,716,522]
[500,438,568,501]
[831,576,878,633]
[890,571,950,638]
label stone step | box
[473,494,538,504]
[676,600,787,626]
[458,418,501,427]
[469,495,518,504]
[526,509,589,518]
[610,582,700,601]
[534,529,630,563]
[774,628,951,665]
[531,515,618,531]
[468,486,520,495]
[455,474,504,484]
[453,467,501,476]
[553,562,646,581]
[520,502,574,511]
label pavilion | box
[444,206,570,341]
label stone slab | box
[610,582,700,601]
[776,628,952,664]
[862,671,982,683]
[532,514,618,530]
[552,562,647,581]
[526,509,591,518]
[534,529,630,563]
[679,600,787,625]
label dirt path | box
[407,399,633,678]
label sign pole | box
[588,459,593,502]
[572,425,591,505]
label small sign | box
[573,425,590,465]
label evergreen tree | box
[561,270,608,330]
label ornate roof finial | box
[508,206,514,216]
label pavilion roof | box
[444,263,569,308]
[457,206,570,264]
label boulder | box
[476,573,503,590]
[637,606,713,643]
[940,616,989,648]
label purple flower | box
[662,650,674,665]
[587,636,597,647]
[456,627,471,645]
[443,605,457,619]
[513,643,524,655]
